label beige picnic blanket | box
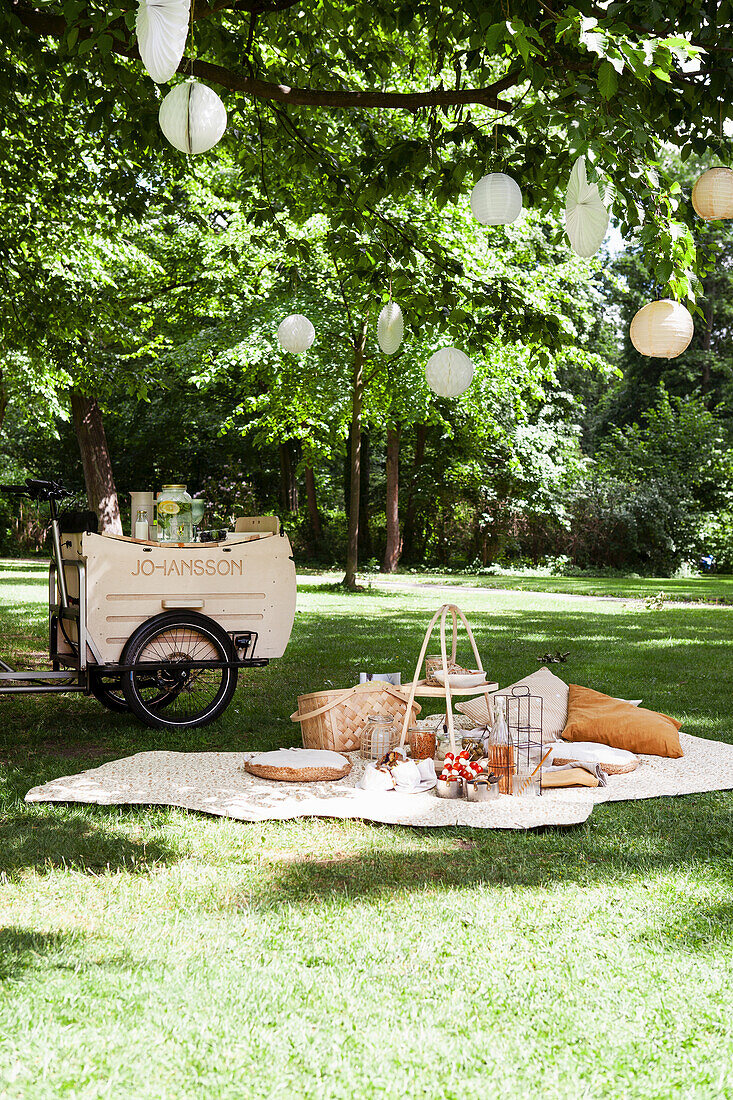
[24,733,733,831]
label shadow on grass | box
[297,582,403,598]
[0,927,82,981]
[0,809,179,879]
[650,901,733,953]
[242,795,733,912]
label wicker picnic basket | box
[290,681,421,753]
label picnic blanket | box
[24,733,733,831]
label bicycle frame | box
[0,496,90,694]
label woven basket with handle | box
[290,681,421,754]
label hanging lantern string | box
[189,0,195,76]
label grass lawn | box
[1,560,733,1097]
[349,568,733,605]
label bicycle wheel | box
[89,671,129,713]
[120,612,238,730]
[89,670,174,714]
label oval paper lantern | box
[425,347,475,397]
[692,167,733,221]
[630,300,694,359]
[136,0,190,84]
[377,301,404,355]
[158,81,227,154]
[278,314,315,354]
[470,173,523,225]
[565,155,609,257]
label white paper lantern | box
[278,314,315,354]
[136,0,190,84]
[565,155,609,257]
[377,301,404,355]
[629,300,694,359]
[692,167,733,221]
[470,173,523,225]
[425,347,475,397]
[158,81,227,154]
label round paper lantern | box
[470,173,523,225]
[692,167,733,221]
[565,155,609,257]
[377,301,404,355]
[136,0,190,84]
[629,300,694,359]
[158,81,227,154]
[425,347,475,397]
[277,314,315,354]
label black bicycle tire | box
[89,670,178,714]
[89,671,130,713]
[120,612,238,730]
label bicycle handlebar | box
[0,479,75,502]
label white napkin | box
[357,765,395,792]
[417,758,436,782]
[392,759,422,790]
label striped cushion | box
[456,666,569,741]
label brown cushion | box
[561,684,683,758]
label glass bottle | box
[134,509,149,540]
[488,696,514,794]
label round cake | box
[244,748,351,782]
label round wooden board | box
[244,759,352,783]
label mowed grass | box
[362,568,733,604]
[1,560,733,1097]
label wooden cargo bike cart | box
[0,480,296,730]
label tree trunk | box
[701,293,714,399]
[304,464,322,542]
[401,424,428,561]
[358,429,372,559]
[70,391,122,534]
[344,317,369,589]
[279,440,300,514]
[382,424,402,572]
[0,371,8,433]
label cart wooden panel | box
[59,524,296,665]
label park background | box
[3,22,732,583]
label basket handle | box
[290,682,417,724]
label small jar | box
[408,726,436,761]
[361,714,398,761]
[425,655,443,684]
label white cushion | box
[548,741,639,773]
[457,666,569,741]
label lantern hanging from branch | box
[470,173,523,225]
[425,347,475,397]
[136,0,190,84]
[377,301,404,355]
[565,155,609,257]
[692,167,733,221]
[278,314,315,354]
[629,300,694,359]
[158,81,227,154]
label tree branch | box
[12,1,517,110]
